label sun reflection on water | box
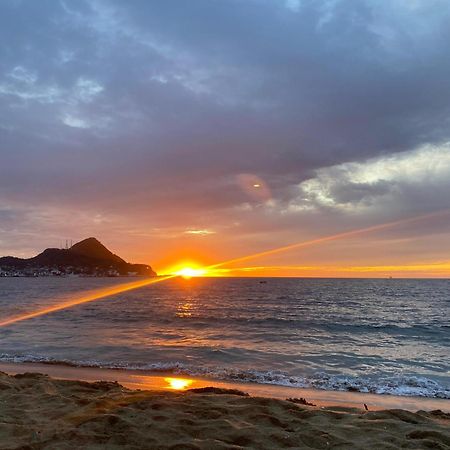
[176,301,193,318]
[164,377,194,390]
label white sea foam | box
[1,353,448,399]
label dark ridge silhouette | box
[0,238,157,277]
[70,237,125,264]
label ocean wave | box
[1,353,448,399]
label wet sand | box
[0,361,449,413]
[0,365,449,449]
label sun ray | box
[0,275,176,328]
[206,209,450,270]
[0,209,448,328]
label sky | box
[1,0,450,277]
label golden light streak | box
[164,377,194,390]
[334,262,450,273]
[207,209,450,271]
[0,275,176,328]
[216,262,450,277]
[1,209,448,328]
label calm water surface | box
[0,277,448,398]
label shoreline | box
[1,361,448,413]
[0,366,449,449]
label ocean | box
[0,277,449,399]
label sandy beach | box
[0,368,449,449]
[1,362,449,413]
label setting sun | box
[175,267,207,278]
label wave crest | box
[1,353,448,399]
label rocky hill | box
[0,238,157,277]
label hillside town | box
[0,266,130,277]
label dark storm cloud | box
[1,0,450,258]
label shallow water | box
[0,277,449,398]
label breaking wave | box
[1,353,448,399]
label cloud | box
[292,143,450,213]
[1,0,450,266]
[62,114,90,129]
[0,65,62,103]
[184,229,216,236]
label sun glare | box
[164,377,194,390]
[175,267,207,278]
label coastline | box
[0,361,448,413]
[0,365,449,449]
